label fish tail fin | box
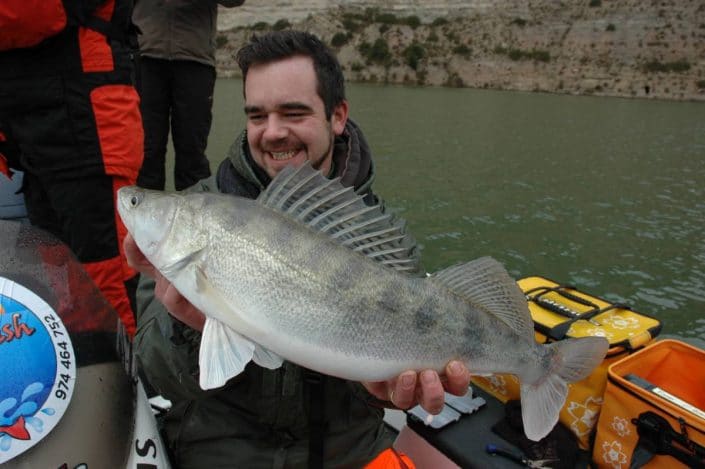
[519,336,609,441]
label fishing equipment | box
[471,276,662,448]
[593,339,705,468]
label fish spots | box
[414,298,438,333]
[374,294,401,315]
[460,312,484,357]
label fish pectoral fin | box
[253,345,284,369]
[162,247,207,278]
[199,317,255,390]
[190,264,252,328]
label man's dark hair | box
[236,30,346,119]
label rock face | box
[218,1,509,30]
[217,1,705,101]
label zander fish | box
[117,163,608,441]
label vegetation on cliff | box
[215,3,705,101]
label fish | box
[117,162,609,441]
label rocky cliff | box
[216,1,705,101]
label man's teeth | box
[271,150,297,160]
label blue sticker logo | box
[0,277,76,464]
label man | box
[0,0,143,336]
[125,30,471,468]
[133,0,245,191]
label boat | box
[2,177,701,468]
[0,219,171,468]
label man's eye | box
[248,114,265,122]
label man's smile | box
[269,149,300,160]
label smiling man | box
[127,30,471,468]
[243,54,345,178]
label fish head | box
[117,186,208,272]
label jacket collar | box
[225,119,376,195]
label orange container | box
[593,339,705,468]
[472,276,662,449]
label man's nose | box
[262,114,288,141]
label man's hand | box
[362,360,471,415]
[124,234,206,331]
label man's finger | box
[418,370,445,415]
[444,360,471,396]
[391,371,416,409]
[123,234,155,274]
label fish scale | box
[118,162,610,441]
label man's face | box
[244,55,348,179]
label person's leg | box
[171,60,214,191]
[20,140,138,336]
[31,174,137,333]
[137,57,171,190]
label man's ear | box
[331,100,349,135]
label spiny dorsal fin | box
[257,163,419,273]
[430,257,533,336]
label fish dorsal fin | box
[430,257,533,337]
[257,163,419,273]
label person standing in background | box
[0,0,144,337]
[133,0,245,191]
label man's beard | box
[309,130,335,173]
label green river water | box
[168,78,705,346]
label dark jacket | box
[132,0,244,67]
[134,121,418,468]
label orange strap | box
[0,154,10,179]
[364,448,416,469]
[0,131,11,178]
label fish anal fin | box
[431,257,533,337]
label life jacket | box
[364,448,416,469]
[0,0,129,51]
[1,0,71,50]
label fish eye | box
[130,195,141,207]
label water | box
[186,78,705,345]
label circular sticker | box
[0,276,76,464]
